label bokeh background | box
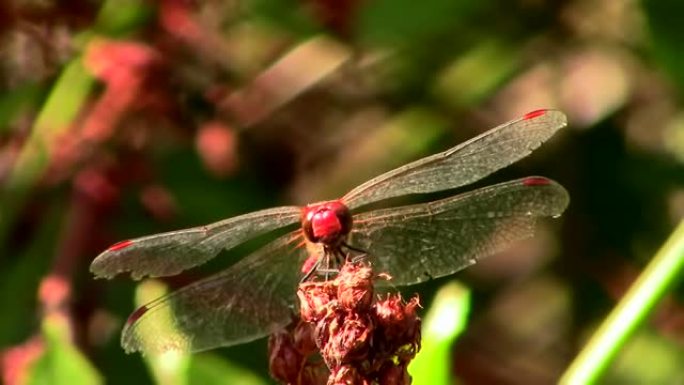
[1,0,684,384]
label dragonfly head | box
[301,200,352,245]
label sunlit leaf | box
[26,314,102,385]
[410,281,470,385]
[135,280,191,385]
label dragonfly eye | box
[301,201,352,244]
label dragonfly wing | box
[91,206,301,280]
[342,110,567,210]
[350,177,569,286]
[121,231,309,354]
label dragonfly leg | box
[317,246,342,280]
[316,267,339,276]
[324,248,333,280]
[301,246,351,282]
[342,242,368,263]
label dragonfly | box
[91,109,570,355]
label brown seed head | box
[337,262,373,311]
[327,365,368,385]
[293,321,318,356]
[320,311,373,367]
[271,259,422,385]
[268,330,304,384]
[373,295,422,363]
[301,362,329,385]
[378,362,412,385]
[298,281,338,322]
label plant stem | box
[560,220,684,385]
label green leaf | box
[410,281,470,385]
[608,329,684,384]
[26,314,103,385]
[133,280,191,385]
[432,40,519,108]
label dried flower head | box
[269,260,421,385]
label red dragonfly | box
[91,109,569,354]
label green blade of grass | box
[410,281,470,385]
[6,58,95,192]
[560,219,684,385]
[0,57,95,256]
[0,0,151,253]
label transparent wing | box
[121,231,309,354]
[342,110,567,210]
[91,206,301,280]
[350,177,569,286]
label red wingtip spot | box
[522,109,547,120]
[108,240,133,252]
[523,177,551,186]
[126,305,149,326]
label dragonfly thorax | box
[301,200,353,245]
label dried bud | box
[374,295,422,363]
[337,262,373,311]
[374,295,403,326]
[315,309,342,359]
[320,311,373,367]
[328,365,362,385]
[378,363,411,385]
[298,281,337,322]
[272,260,421,385]
[293,321,317,356]
[268,330,303,384]
[301,363,330,385]
[375,295,421,338]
